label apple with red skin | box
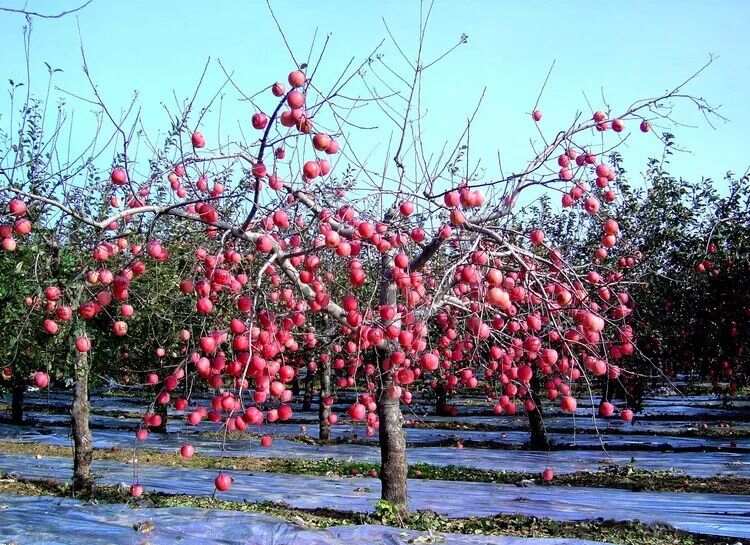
[252,112,268,130]
[191,131,206,148]
[252,162,267,177]
[529,229,544,246]
[303,161,320,179]
[44,286,61,301]
[43,319,59,335]
[603,219,619,235]
[75,336,91,353]
[287,90,305,109]
[348,403,367,421]
[33,371,49,388]
[399,201,414,216]
[325,139,339,154]
[256,235,274,253]
[14,218,32,235]
[288,70,306,87]
[196,297,213,315]
[560,395,577,413]
[8,199,28,216]
[130,483,144,497]
[215,473,232,491]
[1,237,16,251]
[598,401,615,417]
[113,321,128,336]
[313,133,331,151]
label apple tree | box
[0,16,722,509]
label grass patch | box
[0,475,733,545]
[1,440,749,495]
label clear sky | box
[1,0,749,192]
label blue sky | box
[1,0,749,193]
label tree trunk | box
[527,379,550,451]
[376,275,408,510]
[302,369,314,412]
[434,382,449,416]
[11,373,24,424]
[71,348,94,495]
[377,376,408,507]
[291,375,301,397]
[318,359,332,441]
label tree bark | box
[377,377,408,507]
[291,375,301,397]
[376,275,408,510]
[434,382,450,416]
[71,347,94,495]
[527,379,550,451]
[10,372,24,424]
[302,369,314,412]
[318,359,332,441]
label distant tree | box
[526,138,749,407]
